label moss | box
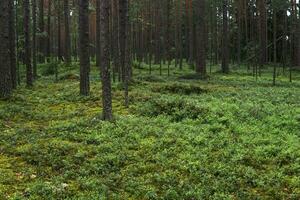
[0,63,299,199]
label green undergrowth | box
[0,63,300,199]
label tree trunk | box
[196,0,206,76]
[258,0,267,65]
[166,0,171,76]
[57,1,62,61]
[64,0,72,65]
[9,0,17,89]
[32,0,37,79]
[46,0,52,60]
[0,0,12,98]
[188,0,194,64]
[96,0,101,67]
[221,0,229,73]
[297,6,300,68]
[273,9,277,86]
[100,0,113,120]
[24,0,33,87]
[39,0,45,63]
[119,0,130,107]
[79,0,90,96]
[112,0,120,82]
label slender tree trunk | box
[39,0,45,63]
[221,0,229,73]
[166,0,171,76]
[100,0,113,120]
[32,0,38,79]
[96,0,101,67]
[64,0,72,65]
[119,0,129,107]
[236,0,241,67]
[273,9,277,86]
[196,0,206,76]
[24,0,33,87]
[57,1,62,61]
[9,0,17,89]
[112,0,120,82]
[258,0,267,66]
[188,0,194,64]
[0,0,12,98]
[46,0,52,61]
[79,0,90,96]
[16,0,21,85]
[297,6,300,68]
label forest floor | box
[0,62,300,199]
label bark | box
[257,0,267,65]
[297,7,300,68]
[221,0,229,73]
[24,0,33,86]
[196,0,206,76]
[188,0,194,63]
[46,0,52,60]
[112,0,120,81]
[100,0,113,120]
[64,0,72,64]
[32,0,37,78]
[9,0,17,89]
[0,0,12,98]
[79,0,90,96]
[39,0,45,62]
[57,1,62,61]
[166,0,171,76]
[96,0,101,67]
[119,0,130,107]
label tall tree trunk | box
[273,9,277,86]
[196,0,206,76]
[236,0,242,67]
[24,0,33,86]
[57,1,62,61]
[166,0,171,76]
[9,0,17,89]
[64,0,71,65]
[100,0,113,120]
[297,6,300,68]
[221,0,229,73]
[112,0,120,81]
[39,0,45,63]
[96,0,101,67]
[79,0,90,96]
[46,0,52,60]
[119,0,129,107]
[16,0,21,85]
[32,0,38,79]
[0,0,12,98]
[188,0,194,64]
[257,0,267,65]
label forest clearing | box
[1,0,300,199]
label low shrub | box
[41,62,59,76]
[135,96,209,121]
[152,82,208,95]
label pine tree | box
[0,0,12,98]
[100,0,113,120]
[78,0,90,96]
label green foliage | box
[135,96,209,122]
[40,62,59,76]
[0,64,299,199]
[152,82,207,95]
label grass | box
[0,62,299,199]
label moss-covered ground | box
[0,62,299,199]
